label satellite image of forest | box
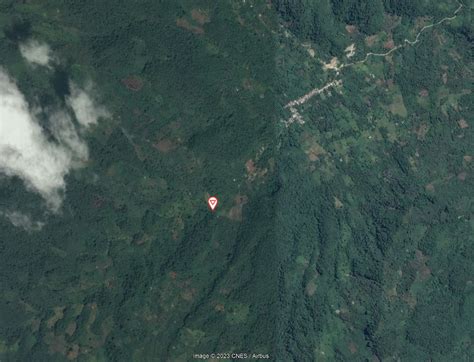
[0,0,472,361]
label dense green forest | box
[0,0,472,361]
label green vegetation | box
[0,0,472,361]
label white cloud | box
[19,40,53,68]
[50,110,89,161]
[0,69,93,211]
[0,210,44,231]
[67,82,110,127]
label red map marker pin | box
[208,196,218,211]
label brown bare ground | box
[401,293,417,309]
[31,318,41,333]
[153,139,177,153]
[463,155,472,163]
[322,57,339,71]
[365,35,378,47]
[415,16,432,30]
[245,159,267,181]
[46,333,68,356]
[414,123,429,140]
[96,257,113,270]
[458,119,469,129]
[181,288,197,301]
[305,280,317,296]
[134,234,151,246]
[191,9,210,25]
[177,18,204,34]
[345,25,357,34]
[246,159,256,174]
[65,322,77,337]
[384,14,402,30]
[242,78,254,90]
[458,172,467,181]
[92,195,106,209]
[306,144,326,161]
[419,89,429,97]
[219,288,231,296]
[386,286,397,300]
[334,197,344,209]
[227,195,248,222]
[47,307,65,329]
[172,217,184,240]
[442,73,448,84]
[67,344,80,360]
[122,75,143,91]
[414,250,431,281]
[384,39,395,49]
[348,341,358,354]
